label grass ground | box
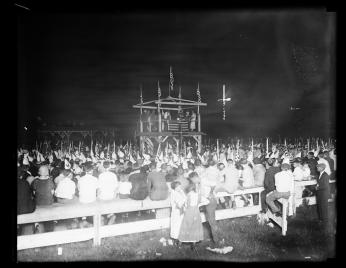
[17,203,336,262]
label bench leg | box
[93,213,101,246]
[282,202,287,236]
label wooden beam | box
[133,105,180,111]
[154,101,207,106]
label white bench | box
[17,186,264,251]
[266,179,336,236]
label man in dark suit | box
[316,163,330,231]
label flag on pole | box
[196,82,201,103]
[157,81,161,99]
[169,66,174,92]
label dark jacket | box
[18,178,36,215]
[263,166,280,192]
[317,171,330,194]
[129,172,149,200]
[306,157,318,177]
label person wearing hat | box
[265,163,294,215]
[317,151,331,176]
[316,163,331,230]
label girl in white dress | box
[170,181,186,244]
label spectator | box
[55,169,77,204]
[129,165,149,200]
[118,171,132,199]
[78,162,99,203]
[316,163,331,231]
[147,162,169,200]
[98,161,118,201]
[253,158,266,187]
[292,159,304,181]
[266,163,294,215]
[32,165,55,206]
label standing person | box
[266,163,294,216]
[178,182,204,250]
[316,163,331,231]
[190,111,196,131]
[170,181,187,245]
[306,152,318,179]
[323,150,335,180]
[147,162,169,200]
[317,151,331,176]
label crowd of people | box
[17,137,336,248]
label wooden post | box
[93,212,101,246]
[197,105,201,132]
[216,139,220,161]
[158,106,162,132]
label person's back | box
[147,164,168,200]
[55,175,76,201]
[18,178,36,214]
[241,164,255,188]
[253,161,266,187]
[275,170,294,193]
[32,165,55,206]
[264,166,280,192]
[78,169,98,203]
[98,170,118,200]
[307,155,318,177]
[223,165,240,193]
[129,169,149,200]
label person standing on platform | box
[316,163,331,231]
[190,111,196,132]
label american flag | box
[158,80,161,99]
[196,82,201,103]
[169,66,174,92]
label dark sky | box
[17,10,336,139]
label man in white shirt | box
[266,163,294,214]
[253,158,266,187]
[55,169,76,203]
[98,161,118,201]
[292,159,304,181]
[239,159,255,188]
[78,162,99,203]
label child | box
[178,182,204,249]
[118,172,132,199]
[170,181,186,244]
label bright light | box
[24,126,28,131]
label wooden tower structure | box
[133,84,207,156]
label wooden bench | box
[17,186,264,250]
[266,179,336,236]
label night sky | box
[17,10,336,139]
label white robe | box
[170,189,186,240]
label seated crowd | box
[17,139,336,236]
